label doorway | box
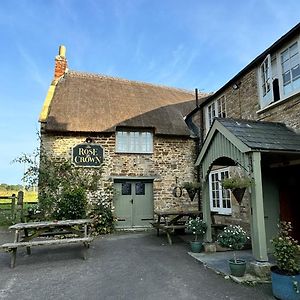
[114,180,154,228]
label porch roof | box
[216,118,300,152]
[195,118,300,177]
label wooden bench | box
[1,237,93,268]
[150,222,187,245]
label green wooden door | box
[114,181,153,228]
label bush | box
[271,221,300,275]
[89,201,115,235]
[52,187,87,220]
[186,217,207,241]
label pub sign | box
[72,143,104,167]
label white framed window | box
[258,39,300,109]
[259,55,273,108]
[281,41,300,96]
[205,96,226,131]
[116,131,153,153]
[209,168,231,214]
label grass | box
[0,190,38,226]
[0,190,38,203]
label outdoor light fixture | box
[232,82,241,90]
[85,137,94,143]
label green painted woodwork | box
[250,152,268,261]
[197,130,251,180]
[114,181,153,228]
[262,173,280,252]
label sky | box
[0,0,299,184]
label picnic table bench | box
[151,210,202,245]
[1,219,93,268]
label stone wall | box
[202,64,300,234]
[41,132,198,212]
[205,67,300,132]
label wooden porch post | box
[202,180,212,242]
[250,152,268,261]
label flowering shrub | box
[271,221,300,275]
[88,187,116,235]
[186,217,207,241]
[217,225,249,262]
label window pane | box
[283,71,291,85]
[122,183,131,195]
[290,42,298,57]
[292,65,300,80]
[116,131,153,153]
[135,182,145,195]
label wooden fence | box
[0,191,24,223]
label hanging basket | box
[231,187,246,204]
[186,189,198,201]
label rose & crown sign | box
[72,143,104,167]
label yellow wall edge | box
[39,82,57,122]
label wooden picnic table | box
[1,219,93,268]
[151,210,202,245]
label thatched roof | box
[43,71,206,136]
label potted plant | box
[270,221,300,300]
[182,181,201,201]
[217,224,250,277]
[221,176,252,204]
[186,217,207,253]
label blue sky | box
[0,0,299,184]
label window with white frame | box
[258,40,300,109]
[281,41,300,96]
[116,131,153,153]
[260,55,273,108]
[206,96,226,131]
[209,168,231,214]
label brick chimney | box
[54,45,67,80]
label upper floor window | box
[259,40,300,109]
[209,168,231,214]
[281,42,300,95]
[206,96,226,131]
[116,131,153,153]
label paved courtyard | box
[0,230,273,300]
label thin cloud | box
[16,43,47,88]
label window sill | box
[115,151,153,155]
[257,90,300,114]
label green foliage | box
[182,181,201,191]
[186,217,207,241]
[52,187,87,220]
[271,221,300,275]
[217,225,250,262]
[15,146,102,220]
[88,187,115,235]
[221,176,252,189]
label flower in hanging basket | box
[181,182,201,201]
[221,176,253,189]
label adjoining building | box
[190,22,300,262]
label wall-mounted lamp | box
[232,82,241,90]
[85,137,94,143]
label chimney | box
[54,45,67,80]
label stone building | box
[192,23,300,262]
[39,46,207,229]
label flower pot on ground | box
[182,182,201,201]
[217,224,250,277]
[270,221,300,300]
[186,217,207,253]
